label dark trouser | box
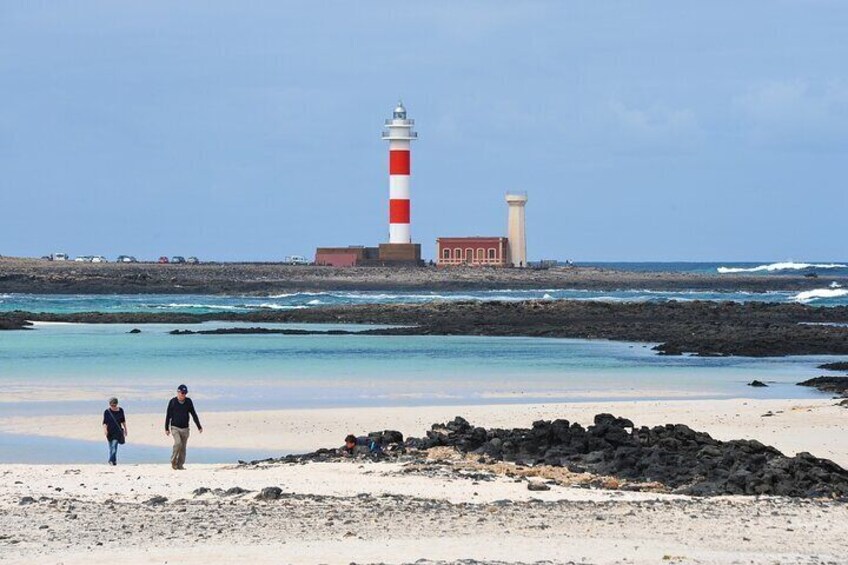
[108,439,119,464]
[170,426,189,468]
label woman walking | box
[102,397,127,465]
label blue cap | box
[177,384,188,393]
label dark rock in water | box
[128,328,141,334]
[0,317,32,331]
[818,362,848,371]
[169,326,359,336]
[748,380,768,387]
[255,486,283,501]
[144,495,168,506]
[797,376,848,397]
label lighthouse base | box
[377,243,421,265]
[314,243,422,267]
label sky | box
[1,1,846,262]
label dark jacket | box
[343,436,382,455]
[165,397,202,431]
[103,408,126,441]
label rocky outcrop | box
[748,380,768,387]
[5,300,848,357]
[797,376,848,397]
[2,257,843,294]
[253,415,848,498]
[169,327,357,336]
[818,362,848,371]
[405,415,848,498]
[0,316,31,330]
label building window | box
[465,248,473,263]
[442,248,450,260]
[476,248,484,260]
[488,248,496,260]
[454,248,462,260]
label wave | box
[256,303,307,310]
[830,281,843,289]
[793,288,848,303]
[717,262,847,274]
[266,292,329,299]
[157,303,243,311]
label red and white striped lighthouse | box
[381,102,417,244]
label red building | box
[436,237,509,267]
[315,244,421,267]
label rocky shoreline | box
[5,300,848,356]
[255,414,848,499]
[798,376,848,398]
[1,257,844,294]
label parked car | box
[186,256,200,264]
[285,255,310,265]
[74,256,92,262]
[158,256,169,264]
[171,256,186,264]
[51,253,68,261]
[116,255,138,263]
[91,255,107,263]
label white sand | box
[1,397,845,465]
[2,398,847,564]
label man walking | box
[165,384,202,470]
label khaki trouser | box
[170,426,190,468]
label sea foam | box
[717,262,847,274]
[793,288,848,303]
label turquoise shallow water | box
[0,321,838,463]
[0,321,833,415]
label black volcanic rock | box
[797,376,848,397]
[0,316,31,330]
[5,300,848,357]
[404,415,848,498]
[818,362,848,371]
[168,327,357,336]
[748,380,768,387]
[260,414,848,498]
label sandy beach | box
[2,398,847,564]
[1,398,847,466]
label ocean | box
[2,261,847,314]
[577,261,848,275]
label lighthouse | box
[382,102,417,243]
[313,102,422,267]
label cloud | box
[734,79,848,147]
[609,100,698,137]
[595,100,701,155]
